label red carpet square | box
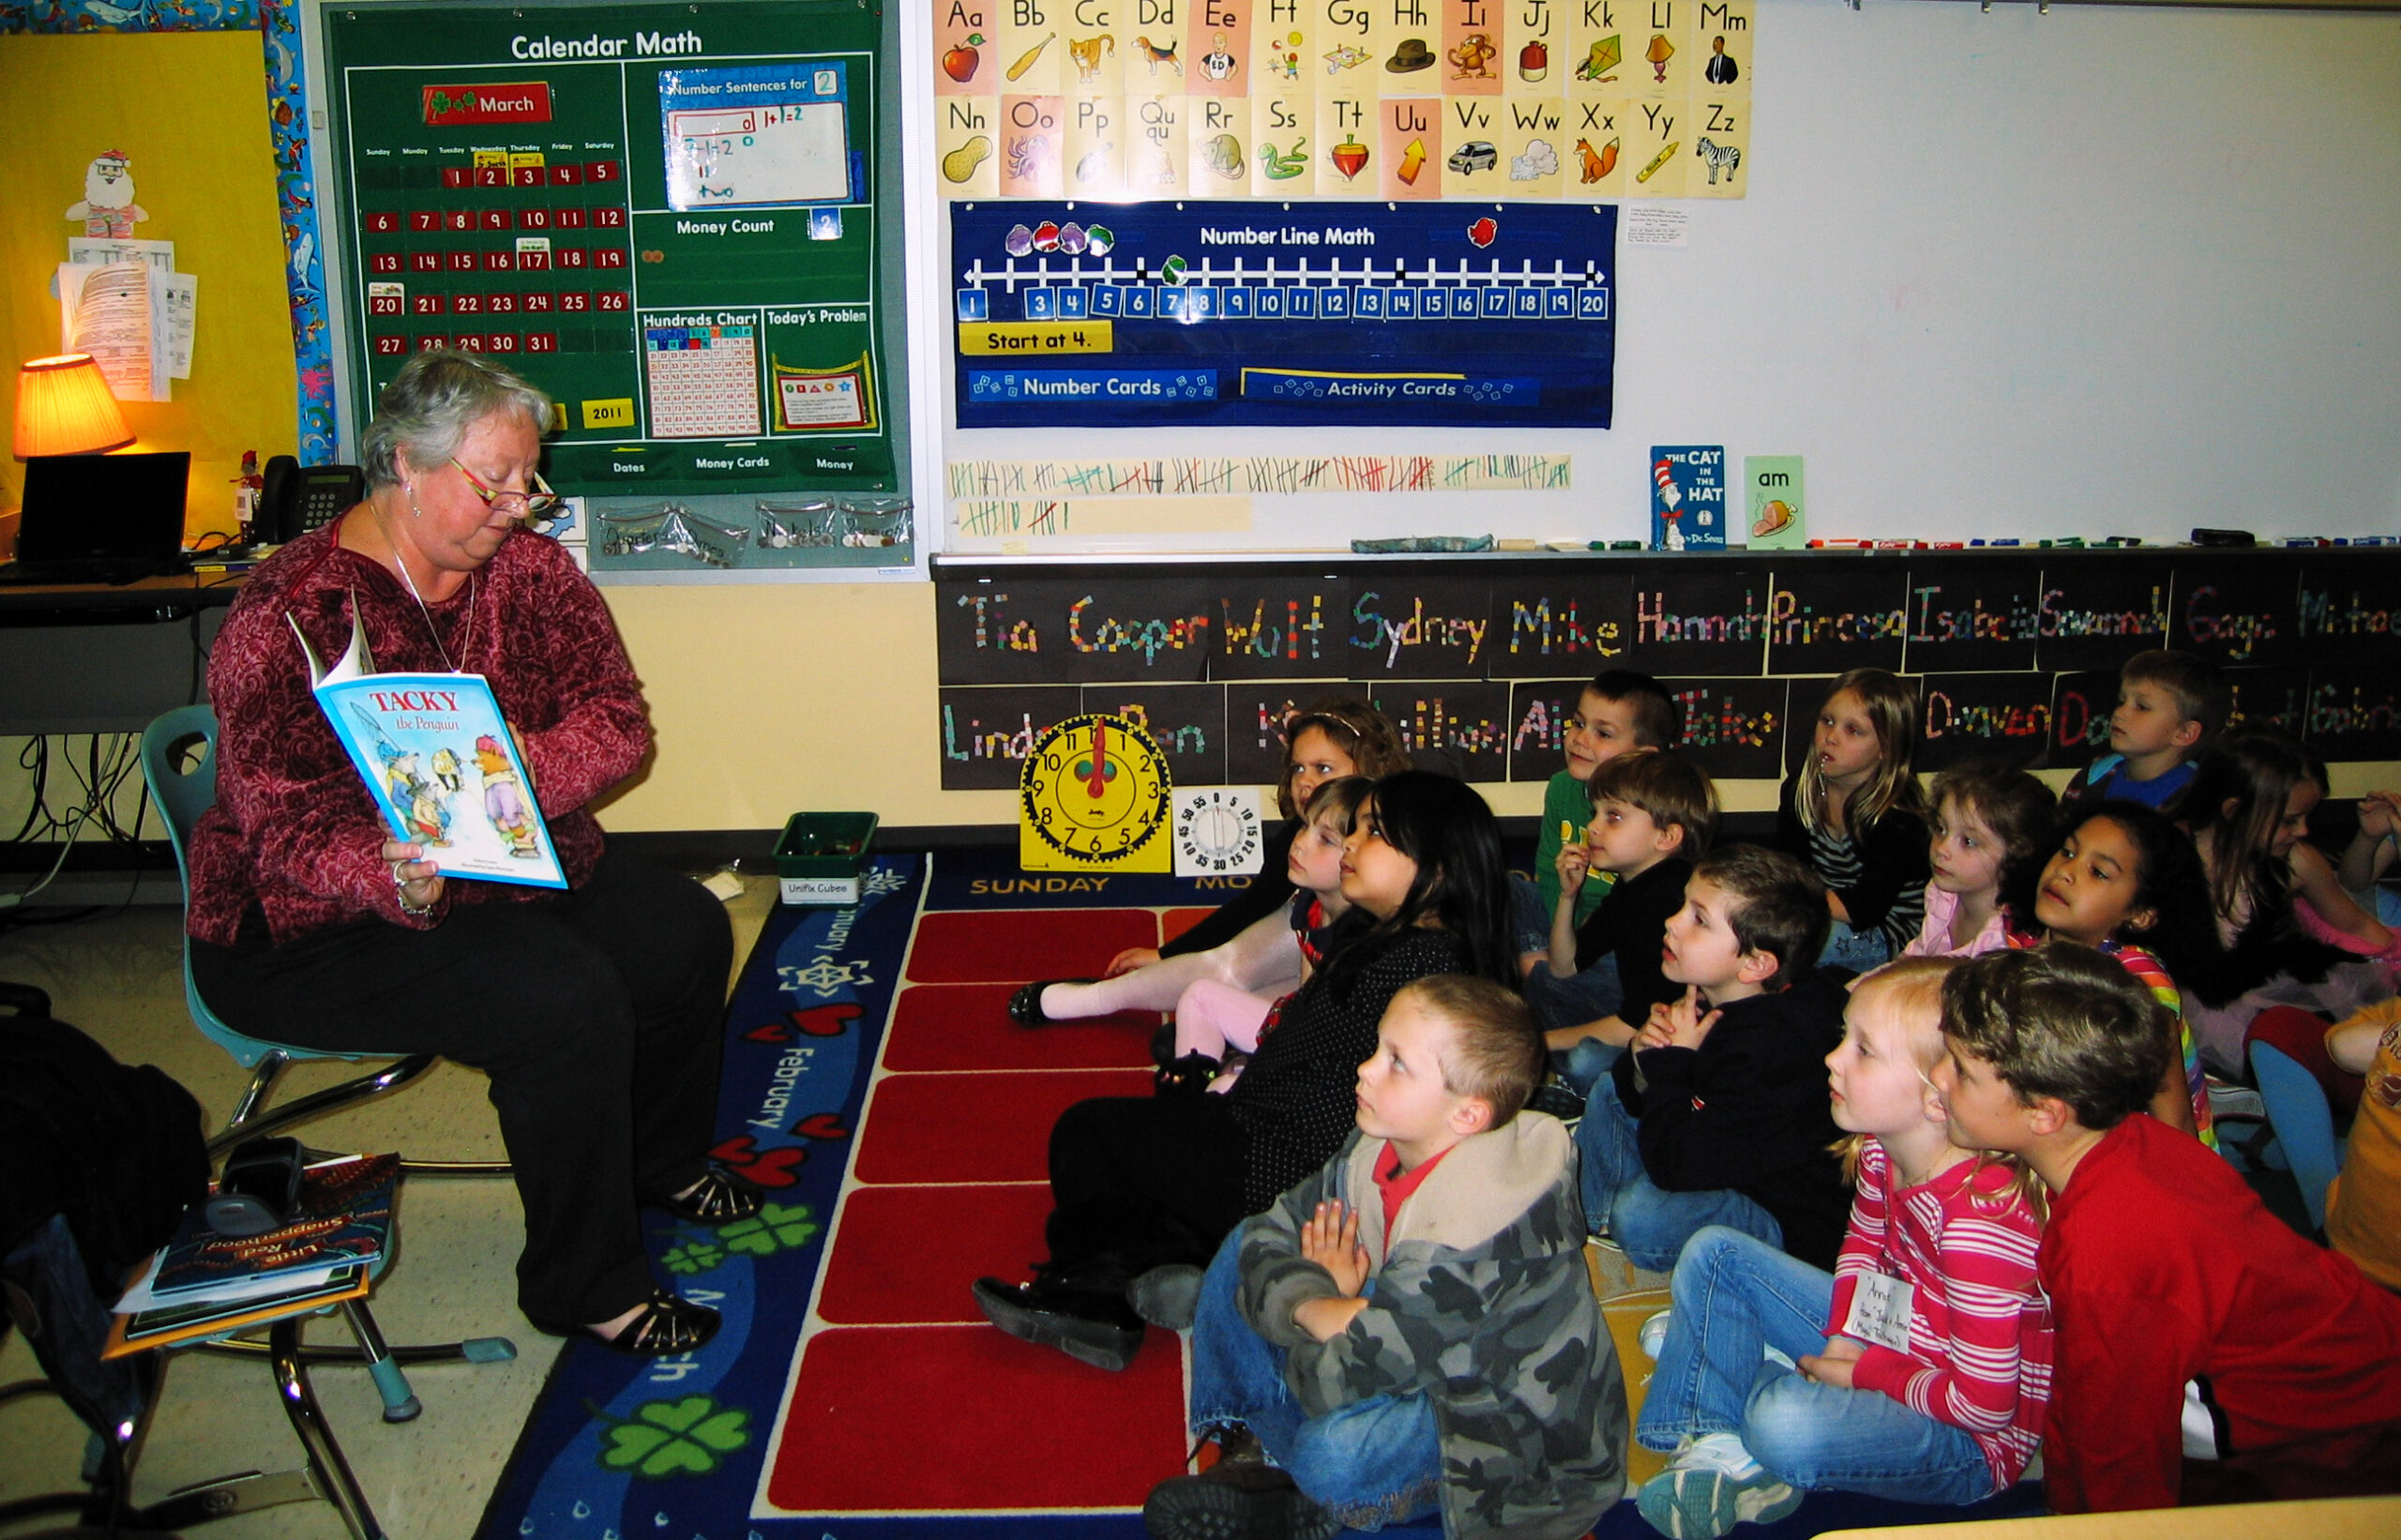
[906,908,1160,983]
[852,1068,1155,1185]
[814,1183,1054,1325]
[883,984,1157,1072]
[765,1323,1186,1514]
[1161,907,1218,945]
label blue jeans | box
[1524,958,1625,1047]
[1555,1034,1623,1097]
[1819,918,1892,974]
[1639,1228,1996,1506]
[1575,1074,1781,1272]
[1188,1231,1443,1529]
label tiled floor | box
[0,879,778,1540]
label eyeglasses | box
[450,457,560,518]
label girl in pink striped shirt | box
[1633,958,2053,1539]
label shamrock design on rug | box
[591,1395,752,1479]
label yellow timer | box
[1018,713,1175,871]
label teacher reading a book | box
[185,352,752,1356]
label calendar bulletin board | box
[317,0,917,576]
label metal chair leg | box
[268,1317,389,1540]
[207,1057,443,1159]
[337,1300,421,1424]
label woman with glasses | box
[185,352,749,1356]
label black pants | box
[1043,1093,1252,1288]
[191,849,732,1324]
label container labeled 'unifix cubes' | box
[772,812,879,905]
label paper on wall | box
[159,272,197,380]
[68,236,174,274]
[58,261,169,402]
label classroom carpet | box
[474,848,2048,1540]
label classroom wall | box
[0,29,294,531]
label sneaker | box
[1526,1079,1586,1126]
[1635,1433,1801,1539]
[972,1276,1146,1370]
[1639,1307,1671,1361]
[1143,1459,1339,1540]
[1129,1264,1205,1331]
[2207,1076,2266,1124]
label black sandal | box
[535,1290,721,1357]
[654,1164,765,1224]
[1006,978,1095,1027]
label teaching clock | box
[1019,713,1175,871]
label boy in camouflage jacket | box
[1145,976,1627,1540]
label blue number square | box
[1191,287,1216,318]
[1058,286,1088,318]
[1321,287,1351,318]
[1092,284,1122,316]
[1480,287,1510,318]
[1577,288,1610,320]
[1221,285,1252,317]
[1257,286,1285,317]
[1125,285,1155,317]
[1025,287,1058,320]
[1288,287,1317,318]
[1388,288,1417,319]
[1543,287,1573,319]
[956,288,989,322]
[1355,286,1386,319]
[1422,289,1451,320]
[1160,287,1187,319]
[1512,287,1541,318]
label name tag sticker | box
[1840,1273,1915,1353]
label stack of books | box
[105,1153,400,1357]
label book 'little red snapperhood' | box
[149,1152,400,1299]
[290,597,566,888]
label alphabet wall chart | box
[931,0,1752,202]
[932,549,2401,790]
[952,199,1615,426]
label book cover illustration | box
[291,599,566,889]
[1650,445,1728,551]
[108,1265,371,1357]
[1744,455,1806,549]
[150,1152,400,1299]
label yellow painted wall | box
[0,30,294,536]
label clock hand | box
[1085,718,1110,798]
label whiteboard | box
[922,2,2401,555]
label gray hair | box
[358,353,552,491]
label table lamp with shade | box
[14,353,135,460]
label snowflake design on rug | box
[590,1395,752,1479]
[777,956,874,998]
[859,864,911,897]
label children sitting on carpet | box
[974,771,1518,1373]
[1933,944,2401,1512]
[1142,975,1625,1540]
[1574,846,1853,1273]
[1513,671,1683,1002]
[1534,750,1715,1086]
[1010,777,1371,1092]
[1903,763,2056,959]
[1776,670,1929,973]
[2058,648,2226,814]
[1633,958,2052,1539]
[1018,699,1412,1001]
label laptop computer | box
[1,451,193,585]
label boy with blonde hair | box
[1145,975,1625,1540]
[2061,649,2227,812]
[1935,944,2401,1512]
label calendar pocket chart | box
[324,1,897,503]
[950,199,1617,429]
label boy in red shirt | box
[1933,944,2401,1512]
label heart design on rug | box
[708,1136,808,1186]
[1467,216,1499,248]
[742,1003,859,1044]
[741,1019,793,1043]
[793,1113,852,1142]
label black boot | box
[1155,1051,1222,1099]
[972,1273,1147,1370]
[1143,1425,1338,1540]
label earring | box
[406,484,423,519]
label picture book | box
[1744,455,1806,549]
[105,1264,370,1358]
[147,1153,399,1301]
[1651,445,1729,551]
[291,599,566,889]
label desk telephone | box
[260,457,366,542]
